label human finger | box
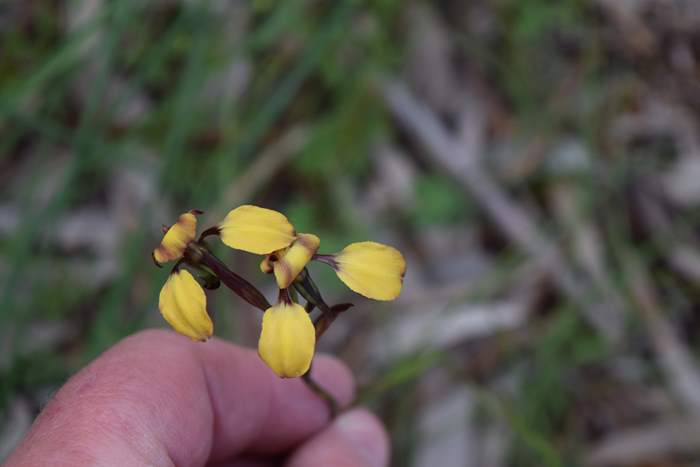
[4,329,354,466]
[285,409,389,467]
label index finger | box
[4,329,354,466]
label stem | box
[198,249,270,312]
[312,254,338,269]
[193,264,221,290]
[302,369,339,418]
[197,226,221,243]
[293,269,332,313]
[293,269,353,338]
[278,288,292,305]
[294,283,332,314]
[313,302,353,338]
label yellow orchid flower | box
[151,203,408,420]
[152,210,200,265]
[218,205,406,301]
[159,269,213,341]
[258,298,316,378]
[152,204,407,395]
[219,205,318,287]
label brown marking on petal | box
[189,209,204,215]
[276,260,292,287]
[278,288,292,305]
[295,235,315,249]
[154,244,170,263]
[313,254,338,270]
[152,251,163,267]
[260,256,274,274]
[295,236,311,250]
[161,224,171,234]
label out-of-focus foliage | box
[3,1,700,466]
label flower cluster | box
[152,205,406,378]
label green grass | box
[0,0,400,418]
[1,1,695,466]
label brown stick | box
[198,249,270,312]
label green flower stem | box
[302,368,339,418]
[294,268,332,312]
[193,264,221,290]
[293,269,353,338]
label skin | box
[3,330,389,467]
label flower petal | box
[219,205,296,254]
[333,241,406,301]
[153,211,198,265]
[159,269,213,341]
[271,233,320,289]
[258,301,315,378]
[260,256,274,274]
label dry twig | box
[381,80,625,342]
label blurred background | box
[2,0,700,465]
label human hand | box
[3,330,389,467]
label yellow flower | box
[152,210,199,265]
[220,205,318,287]
[258,300,315,378]
[261,233,320,289]
[151,205,408,380]
[218,205,406,301]
[159,269,213,341]
[330,241,406,301]
[153,210,214,340]
[219,205,296,255]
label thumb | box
[285,409,389,467]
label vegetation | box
[2,1,700,465]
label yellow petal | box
[333,241,406,301]
[159,269,213,341]
[153,211,198,265]
[258,301,315,378]
[260,256,274,274]
[271,233,320,289]
[219,205,296,255]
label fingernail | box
[336,409,389,467]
